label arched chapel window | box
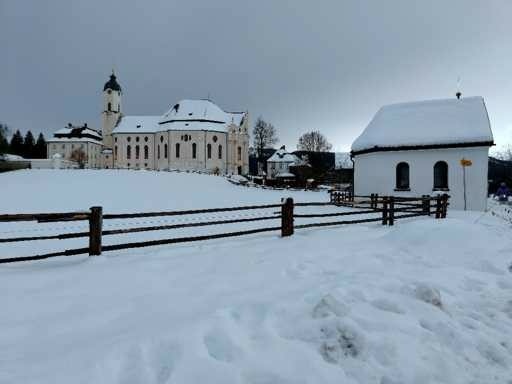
[108,102,111,111]
[218,145,222,160]
[207,143,212,159]
[176,143,180,158]
[237,146,242,161]
[192,143,197,159]
[144,145,149,160]
[433,161,448,189]
[135,145,140,159]
[164,144,168,158]
[396,162,410,190]
[127,145,131,159]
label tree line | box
[0,123,47,159]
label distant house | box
[351,96,494,211]
[47,123,104,168]
[266,146,303,179]
[249,147,277,176]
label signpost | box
[460,158,473,210]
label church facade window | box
[108,102,111,111]
[157,145,160,159]
[164,144,168,158]
[176,143,180,158]
[207,143,212,159]
[127,145,131,159]
[218,145,222,159]
[144,145,149,160]
[237,146,242,161]
[192,143,197,159]
[135,145,140,159]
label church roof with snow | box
[351,96,494,155]
[112,99,246,134]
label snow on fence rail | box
[0,194,449,264]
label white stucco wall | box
[112,128,249,174]
[353,147,490,211]
[47,141,103,168]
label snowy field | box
[1,170,512,383]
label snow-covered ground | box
[1,170,512,383]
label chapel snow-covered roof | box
[351,96,494,155]
[112,99,247,134]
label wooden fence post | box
[435,195,442,219]
[281,198,294,237]
[441,194,448,218]
[89,206,103,256]
[382,197,388,225]
[388,196,395,226]
[422,195,430,216]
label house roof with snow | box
[351,96,494,156]
[267,147,301,164]
[112,99,247,134]
[50,123,102,143]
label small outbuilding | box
[351,96,494,211]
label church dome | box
[103,72,122,92]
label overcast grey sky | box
[1,0,511,152]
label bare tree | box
[70,148,87,168]
[252,117,278,172]
[494,145,512,161]
[297,131,332,152]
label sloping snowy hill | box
[1,170,512,383]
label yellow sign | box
[460,158,472,167]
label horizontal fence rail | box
[0,193,449,264]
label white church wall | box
[353,147,490,211]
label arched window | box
[126,145,131,159]
[176,143,180,158]
[144,145,149,160]
[433,161,448,189]
[157,145,160,159]
[108,102,111,111]
[207,143,212,159]
[114,145,118,159]
[237,146,242,161]
[396,162,410,190]
[135,145,140,160]
[164,144,168,158]
[192,143,197,159]
[218,145,222,159]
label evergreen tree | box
[0,123,9,154]
[9,130,24,157]
[23,131,35,158]
[34,133,47,159]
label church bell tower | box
[102,70,122,148]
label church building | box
[102,72,249,174]
[48,71,250,174]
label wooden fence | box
[0,193,449,264]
